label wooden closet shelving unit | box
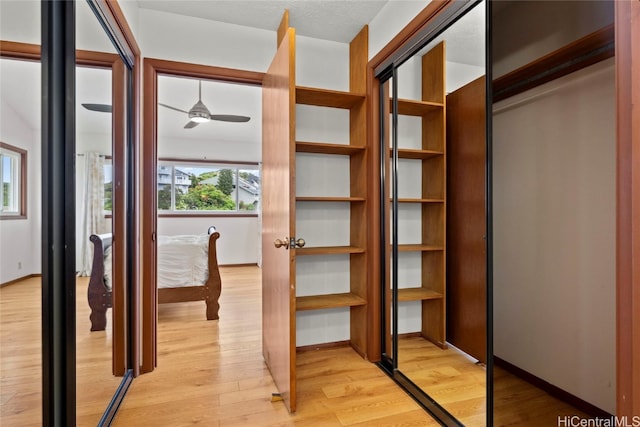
[391,41,447,348]
[294,25,369,356]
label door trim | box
[615,0,640,417]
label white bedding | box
[157,234,210,288]
[103,234,210,290]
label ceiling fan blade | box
[209,114,251,123]
[159,103,189,114]
[82,103,112,113]
[184,121,199,129]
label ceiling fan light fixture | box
[189,98,211,123]
[189,114,209,123]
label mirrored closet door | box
[376,1,489,425]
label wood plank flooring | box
[113,266,438,426]
[1,266,596,426]
[398,336,486,425]
[0,276,125,426]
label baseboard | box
[296,340,351,353]
[0,273,42,288]
[494,356,612,419]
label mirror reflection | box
[492,1,616,425]
[0,57,42,425]
[380,2,487,424]
[75,0,124,423]
[1,0,134,423]
[0,1,42,423]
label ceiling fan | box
[159,80,251,129]
[82,103,112,113]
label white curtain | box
[79,152,106,276]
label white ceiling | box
[136,0,389,43]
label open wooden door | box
[261,24,297,412]
[446,76,487,362]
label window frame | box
[0,141,27,220]
[157,158,260,218]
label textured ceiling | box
[136,0,389,43]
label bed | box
[87,229,222,331]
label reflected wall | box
[491,1,616,424]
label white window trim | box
[0,142,27,219]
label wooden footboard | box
[88,230,222,331]
[157,231,222,320]
[87,233,113,331]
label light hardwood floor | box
[398,336,486,425]
[113,266,439,426]
[0,276,125,426]
[1,267,594,426]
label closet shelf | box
[296,246,365,256]
[297,141,365,155]
[393,148,443,159]
[395,198,444,203]
[297,196,365,202]
[398,288,443,302]
[296,292,367,311]
[296,86,365,109]
[397,244,444,252]
[393,98,443,116]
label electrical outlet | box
[17,261,22,270]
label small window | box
[157,161,260,214]
[104,162,113,214]
[0,142,27,219]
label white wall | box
[368,0,431,60]
[0,97,41,283]
[117,0,141,42]
[157,216,258,266]
[0,0,40,285]
[493,58,616,413]
[0,0,39,44]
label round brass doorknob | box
[274,238,289,249]
[295,238,306,248]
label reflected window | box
[0,142,27,218]
[103,161,113,214]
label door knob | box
[274,238,289,249]
[294,238,306,248]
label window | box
[104,162,113,214]
[0,142,27,219]
[158,161,260,214]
